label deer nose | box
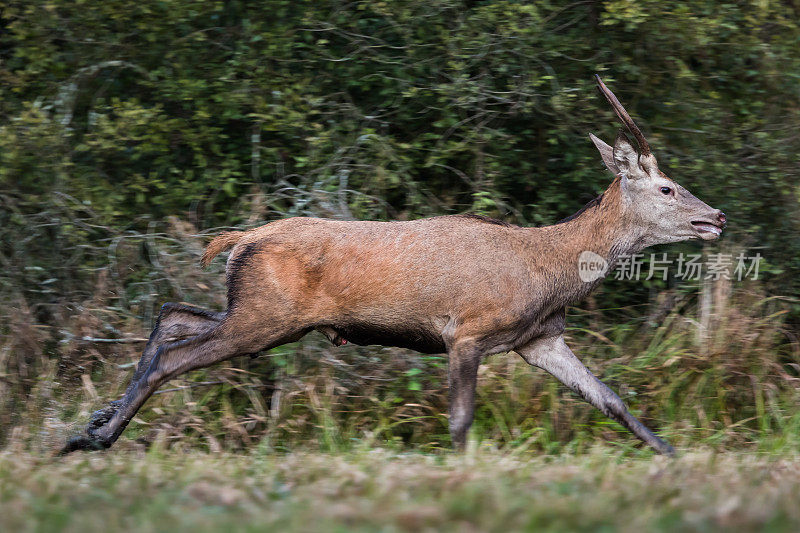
[717,211,727,227]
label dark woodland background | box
[1,0,800,453]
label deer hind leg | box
[81,312,309,451]
[516,335,675,456]
[61,303,224,454]
[87,304,223,431]
[131,303,226,387]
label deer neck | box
[565,178,644,264]
[535,178,647,296]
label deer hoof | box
[58,435,109,455]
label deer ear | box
[589,134,620,176]
[612,130,640,176]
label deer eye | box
[660,186,672,195]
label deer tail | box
[201,231,246,267]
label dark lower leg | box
[448,345,481,451]
[87,327,244,447]
[64,318,308,453]
[601,399,675,456]
[62,305,223,454]
[83,304,223,435]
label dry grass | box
[3,266,800,456]
[1,447,799,532]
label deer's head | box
[590,75,726,246]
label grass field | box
[2,446,799,532]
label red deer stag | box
[63,75,725,455]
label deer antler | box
[594,74,651,157]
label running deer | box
[63,76,726,455]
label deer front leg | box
[447,340,482,451]
[61,303,223,454]
[515,335,675,456]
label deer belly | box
[318,322,446,354]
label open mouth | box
[691,221,723,237]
